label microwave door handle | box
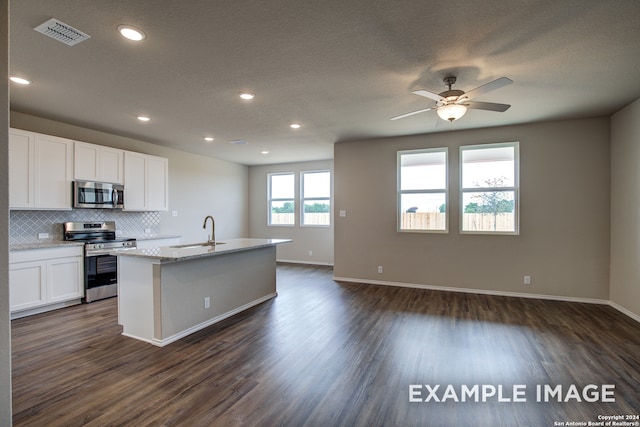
[112,188,118,206]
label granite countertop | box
[111,238,292,264]
[10,241,86,251]
[121,234,182,241]
[10,234,181,251]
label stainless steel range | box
[63,221,137,302]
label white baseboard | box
[609,301,640,323]
[278,259,334,266]
[332,276,609,305]
[127,292,278,347]
[333,276,640,323]
[11,299,82,320]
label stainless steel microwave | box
[73,181,124,209]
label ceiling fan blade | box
[465,101,511,112]
[412,89,445,102]
[390,107,434,120]
[458,77,513,102]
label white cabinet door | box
[9,129,35,208]
[74,141,124,184]
[124,151,147,210]
[74,141,100,181]
[10,247,84,314]
[10,129,73,210]
[99,146,124,184]
[34,134,73,209]
[9,261,47,311]
[124,151,169,211]
[48,256,84,303]
[146,156,168,211]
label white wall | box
[10,112,249,243]
[334,117,611,300]
[249,160,334,265]
[1,0,11,423]
[610,98,640,320]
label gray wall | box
[1,0,11,423]
[610,98,640,319]
[334,117,611,300]
[249,160,334,264]
[10,112,249,244]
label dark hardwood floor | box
[11,264,640,426]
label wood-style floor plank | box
[11,264,640,426]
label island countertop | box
[111,238,291,263]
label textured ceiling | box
[9,0,640,165]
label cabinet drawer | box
[10,246,83,263]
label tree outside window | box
[461,143,519,234]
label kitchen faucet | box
[203,215,215,245]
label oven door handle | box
[85,248,135,257]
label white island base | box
[117,240,287,346]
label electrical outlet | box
[204,297,210,309]
[339,210,347,217]
[308,250,313,256]
[524,275,531,285]
[378,266,383,274]
[37,233,49,239]
[144,228,151,234]
[172,210,178,217]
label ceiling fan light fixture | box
[437,104,467,122]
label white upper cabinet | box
[9,129,73,210]
[124,151,169,211]
[74,141,124,184]
[10,128,168,211]
[9,129,35,208]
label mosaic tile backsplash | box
[10,210,161,244]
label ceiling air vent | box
[34,18,91,46]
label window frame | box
[267,172,296,227]
[397,147,449,233]
[459,141,520,235]
[300,169,332,227]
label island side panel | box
[118,256,157,343]
[157,245,277,342]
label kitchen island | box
[113,238,291,346]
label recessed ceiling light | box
[290,123,301,129]
[204,137,214,142]
[261,150,269,155]
[118,25,146,41]
[239,93,255,100]
[137,115,150,122]
[10,76,31,85]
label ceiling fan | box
[391,76,513,122]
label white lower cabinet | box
[9,261,46,311]
[10,246,84,316]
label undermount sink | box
[170,242,225,249]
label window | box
[460,142,519,234]
[301,170,331,226]
[268,173,295,226]
[398,148,448,232]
